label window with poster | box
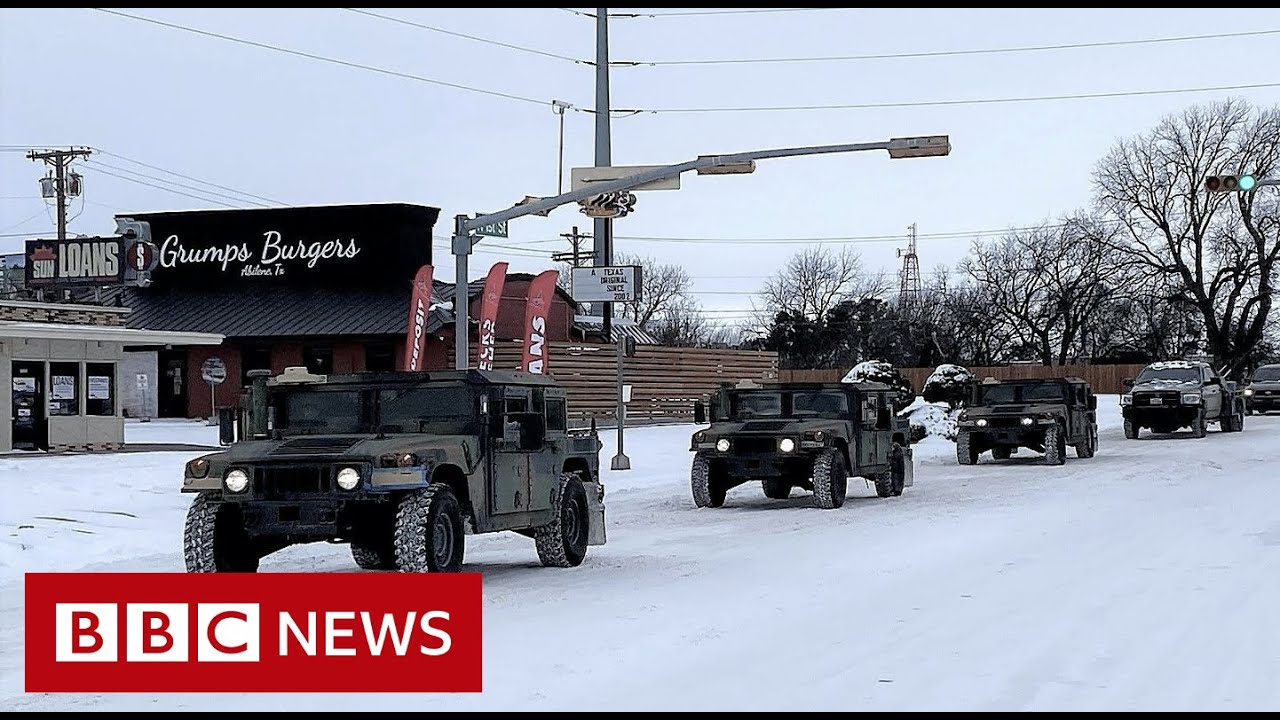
[86,363,116,416]
[49,362,80,416]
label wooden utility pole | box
[26,147,92,241]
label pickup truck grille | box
[253,466,332,500]
[1134,391,1181,406]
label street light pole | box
[450,135,950,370]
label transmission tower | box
[896,222,922,313]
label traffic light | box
[1205,174,1257,193]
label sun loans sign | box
[24,238,125,288]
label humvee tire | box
[535,473,590,568]
[811,448,848,510]
[1191,409,1207,439]
[889,443,908,497]
[1075,426,1097,459]
[874,472,893,498]
[992,446,1012,460]
[1044,424,1066,466]
[956,431,978,465]
[351,539,395,570]
[691,455,727,508]
[394,484,465,573]
[762,478,792,500]
[184,491,260,573]
[1124,419,1139,439]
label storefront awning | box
[0,321,223,347]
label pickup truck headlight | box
[975,418,988,427]
[1181,393,1202,405]
[1244,388,1254,397]
[1121,394,1132,406]
[716,438,730,453]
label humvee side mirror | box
[694,401,706,425]
[217,407,237,446]
[1122,378,1134,389]
[1089,396,1097,410]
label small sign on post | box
[201,357,227,426]
[473,215,508,238]
[570,265,643,303]
[136,373,150,423]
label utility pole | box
[27,147,91,242]
[551,225,592,268]
[591,7,629,471]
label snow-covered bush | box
[842,360,916,406]
[898,398,962,443]
[922,363,974,410]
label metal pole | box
[613,327,629,469]
[208,382,216,426]
[452,214,471,370]
[557,107,567,196]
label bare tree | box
[1094,99,1280,375]
[612,252,692,329]
[758,246,890,321]
[647,297,742,347]
[961,216,1128,365]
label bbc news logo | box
[26,573,482,693]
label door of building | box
[157,349,188,418]
[11,361,47,450]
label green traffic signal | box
[1239,174,1257,191]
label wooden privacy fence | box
[491,343,779,425]
[780,364,1149,395]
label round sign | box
[127,240,157,272]
[201,357,227,385]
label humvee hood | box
[708,418,845,435]
[215,434,473,462]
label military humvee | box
[955,377,1098,466]
[182,367,606,573]
[688,381,913,510]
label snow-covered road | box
[5,401,1280,711]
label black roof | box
[730,381,892,392]
[275,369,560,387]
[980,377,1088,385]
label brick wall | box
[0,300,128,326]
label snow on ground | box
[6,399,1280,711]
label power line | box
[614,221,1109,245]
[85,159,271,208]
[90,8,555,107]
[0,209,50,234]
[556,8,593,18]
[79,166,240,208]
[638,80,1280,114]
[642,27,1280,66]
[92,148,283,205]
[641,8,844,17]
[342,8,585,64]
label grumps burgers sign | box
[24,237,126,288]
[118,204,439,290]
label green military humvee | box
[182,367,606,573]
[954,377,1098,466]
[689,381,913,510]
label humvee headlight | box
[976,419,988,428]
[186,457,210,479]
[1021,417,1034,426]
[223,469,249,494]
[397,453,419,468]
[695,431,707,443]
[1181,393,1202,405]
[336,467,361,491]
[779,438,796,453]
[716,438,731,453]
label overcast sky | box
[4,7,1280,322]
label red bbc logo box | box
[24,572,482,693]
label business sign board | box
[116,204,440,291]
[570,265,643,303]
[23,237,126,288]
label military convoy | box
[181,367,607,573]
[1121,360,1245,439]
[687,381,913,509]
[955,377,1099,465]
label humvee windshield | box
[727,390,849,419]
[979,382,1066,404]
[1252,365,1280,382]
[1136,366,1199,383]
[272,384,475,435]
